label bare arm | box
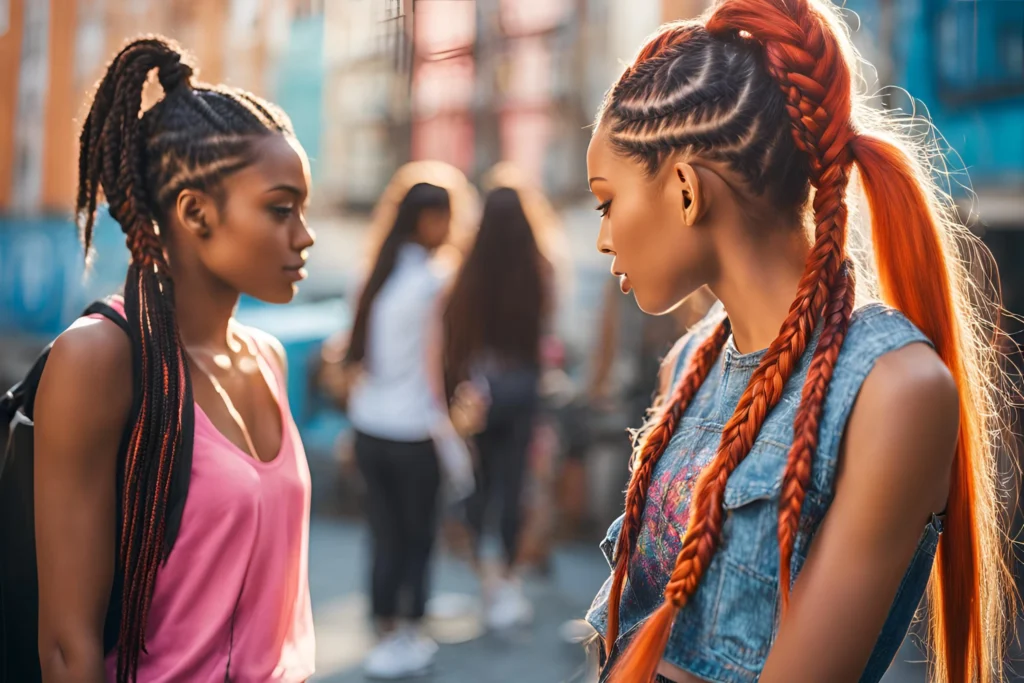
[34,318,132,683]
[760,343,958,682]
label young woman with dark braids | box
[33,37,316,682]
[582,1,1012,682]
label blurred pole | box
[41,0,76,212]
[0,0,23,211]
[661,0,707,22]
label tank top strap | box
[238,325,289,407]
[811,302,934,495]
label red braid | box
[605,320,730,649]
[777,259,856,612]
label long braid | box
[605,320,730,649]
[75,36,294,683]
[595,1,861,679]
[777,259,856,612]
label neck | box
[709,213,811,355]
[169,260,240,353]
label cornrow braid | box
[597,1,861,680]
[74,35,294,683]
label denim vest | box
[586,302,943,683]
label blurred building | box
[0,0,293,216]
[847,0,1024,339]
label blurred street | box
[307,517,609,683]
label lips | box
[284,263,308,281]
[618,273,631,294]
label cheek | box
[611,199,671,268]
[206,214,279,273]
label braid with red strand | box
[777,259,856,613]
[76,36,293,682]
[596,1,862,680]
[605,319,730,649]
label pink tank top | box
[93,301,315,682]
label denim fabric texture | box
[586,302,940,683]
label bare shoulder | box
[246,326,288,379]
[842,341,959,514]
[36,316,133,454]
[45,316,132,401]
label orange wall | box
[661,0,707,22]
[41,0,78,212]
[0,0,25,211]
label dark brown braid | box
[74,35,293,683]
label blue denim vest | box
[586,302,943,683]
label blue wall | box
[0,211,127,337]
[847,0,1024,190]
[272,14,326,182]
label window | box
[934,0,1024,104]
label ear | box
[673,161,709,226]
[175,189,215,239]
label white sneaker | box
[486,579,534,631]
[363,628,437,679]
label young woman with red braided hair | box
[583,1,1013,682]
[32,37,316,682]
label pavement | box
[306,516,940,683]
[307,517,609,683]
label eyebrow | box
[265,184,305,196]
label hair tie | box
[158,53,193,93]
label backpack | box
[0,299,135,682]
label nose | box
[294,219,315,251]
[596,217,614,256]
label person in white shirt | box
[344,181,455,679]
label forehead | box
[587,126,644,186]
[230,134,310,193]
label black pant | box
[355,431,441,621]
[465,405,535,567]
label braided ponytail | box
[76,38,194,682]
[76,35,294,682]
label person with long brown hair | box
[29,37,316,682]
[583,1,1013,682]
[444,183,555,630]
[342,166,478,679]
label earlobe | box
[674,161,709,226]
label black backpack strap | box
[82,300,131,338]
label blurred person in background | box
[337,175,466,679]
[444,180,556,631]
[583,1,1014,682]
[22,37,316,683]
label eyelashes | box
[595,199,612,217]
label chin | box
[634,287,698,317]
[250,286,297,306]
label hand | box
[450,381,488,437]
